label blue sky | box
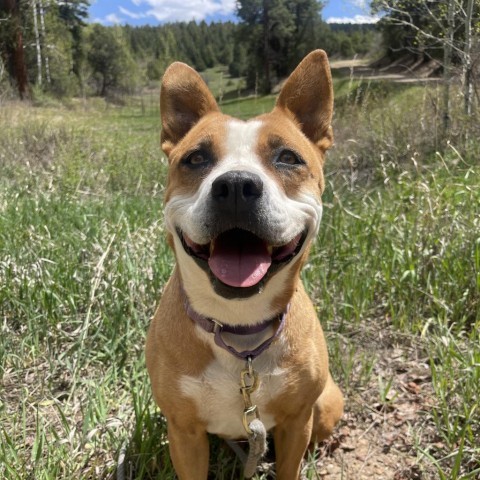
[89,1,380,26]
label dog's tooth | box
[267,245,273,255]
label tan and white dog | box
[146,50,344,479]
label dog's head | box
[161,50,333,322]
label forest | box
[1,0,377,98]
[2,1,478,101]
[1,1,478,102]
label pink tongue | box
[208,230,271,288]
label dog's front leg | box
[167,421,209,480]
[273,409,313,480]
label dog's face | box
[160,51,333,318]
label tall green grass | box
[307,165,480,331]
[309,165,480,478]
[0,79,479,479]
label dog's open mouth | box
[180,228,306,288]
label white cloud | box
[349,0,368,9]
[326,14,380,24]
[93,0,236,26]
[132,0,236,23]
[119,6,147,19]
[105,13,123,24]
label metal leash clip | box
[240,356,260,434]
[242,405,260,434]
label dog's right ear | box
[160,62,219,155]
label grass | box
[311,165,480,478]
[200,66,247,102]
[0,74,479,479]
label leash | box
[182,287,288,478]
[240,357,267,478]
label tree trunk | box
[32,0,42,86]
[463,0,475,117]
[262,0,271,93]
[38,0,51,84]
[101,74,107,96]
[2,0,30,99]
[442,0,455,138]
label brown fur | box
[146,50,344,480]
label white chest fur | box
[179,334,287,439]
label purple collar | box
[182,288,288,361]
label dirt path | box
[330,57,441,83]
[311,325,439,479]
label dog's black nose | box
[211,170,263,212]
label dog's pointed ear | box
[275,50,333,152]
[160,62,219,154]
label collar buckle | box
[211,318,223,333]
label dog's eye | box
[183,151,211,168]
[276,150,303,166]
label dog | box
[146,50,344,479]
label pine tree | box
[57,0,89,88]
[236,0,325,92]
[87,25,123,95]
[0,0,30,98]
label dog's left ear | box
[160,62,219,155]
[275,50,333,152]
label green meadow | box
[0,73,479,479]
